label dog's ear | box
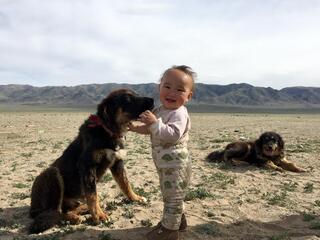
[255,136,262,148]
[278,134,284,149]
[254,137,262,156]
[97,97,112,118]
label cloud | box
[0,0,320,88]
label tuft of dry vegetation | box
[0,111,319,239]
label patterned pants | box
[152,146,192,230]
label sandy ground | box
[0,112,319,240]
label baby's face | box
[159,69,193,110]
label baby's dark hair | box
[160,65,197,90]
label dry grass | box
[0,112,319,239]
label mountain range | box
[1,83,320,110]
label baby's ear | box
[187,91,193,100]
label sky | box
[0,0,320,89]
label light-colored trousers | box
[152,146,192,230]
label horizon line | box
[0,82,318,90]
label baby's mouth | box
[165,98,176,103]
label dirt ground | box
[0,112,319,240]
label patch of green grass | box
[122,208,134,219]
[13,236,61,240]
[53,141,64,149]
[248,188,261,194]
[101,173,113,183]
[21,152,33,158]
[133,186,150,197]
[59,224,75,235]
[13,182,29,188]
[11,162,18,171]
[286,142,315,153]
[98,232,114,240]
[262,191,290,207]
[209,138,234,143]
[0,218,22,230]
[141,219,153,227]
[269,232,290,240]
[206,210,215,218]
[202,172,235,189]
[281,181,298,192]
[303,212,316,222]
[39,146,47,151]
[310,221,320,230]
[0,218,7,227]
[304,182,314,193]
[185,187,216,201]
[11,192,29,200]
[245,198,256,204]
[105,201,118,211]
[194,223,218,235]
[134,147,149,154]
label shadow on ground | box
[1,206,319,240]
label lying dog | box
[206,131,305,173]
[29,89,154,233]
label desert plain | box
[0,110,319,240]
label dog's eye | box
[121,95,132,103]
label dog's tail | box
[29,210,62,234]
[206,150,225,162]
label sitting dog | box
[206,131,305,173]
[29,89,154,233]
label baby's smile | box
[165,98,176,103]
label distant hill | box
[1,83,320,110]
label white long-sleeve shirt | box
[149,105,190,148]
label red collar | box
[87,114,115,137]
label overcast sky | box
[0,0,319,89]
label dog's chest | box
[93,148,127,168]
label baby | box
[129,65,196,240]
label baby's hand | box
[128,121,150,134]
[139,110,157,125]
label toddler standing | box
[129,65,196,240]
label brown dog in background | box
[29,89,154,233]
[206,131,305,173]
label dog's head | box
[256,131,284,158]
[97,89,154,129]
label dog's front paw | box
[297,168,307,173]
[130,194,147,203]
[92,211,109,224]
[64,212,83,225]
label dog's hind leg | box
[230,159,250,166]
[110,159,146,202]
[278,158,306,172]
[206,150,225,162]
[29,167,64,233]
[63,198,88,214]
[62,198,89,224]
[224,142,251,163]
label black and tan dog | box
[29,89,154,233]
[206,131,305,173]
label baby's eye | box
[178,89,185,92]
[164,85,170,89]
